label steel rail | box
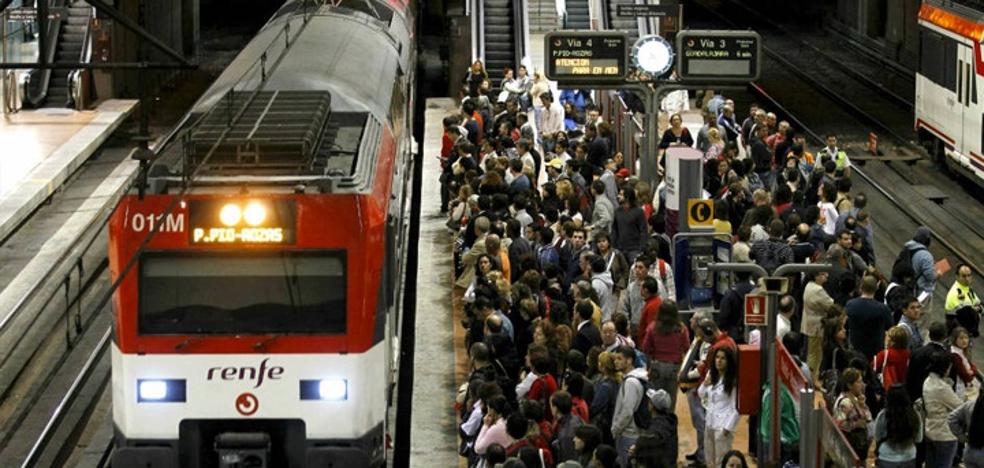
[18,327,110,468]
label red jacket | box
[636,296,663,343]
[642,322,690,364]
[571,396,590,423]
[873,348,909,391]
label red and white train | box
[107,0,416,465]
[916,0,984,188]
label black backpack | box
[627,376,652,429]
[890,246,925,295]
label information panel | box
[544,31,628,82]
[676,30,761,82]
[615,4,677,17]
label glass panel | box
[139,251,346,335]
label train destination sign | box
[544,31,628,82]
[616,4,678,18]
[189,199,296,245]
[676,30,761,82]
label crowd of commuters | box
[443,63,984,468]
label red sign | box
[745,294,767,326]
[235,392,259,416]
[776,339,809,405]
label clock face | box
[633,35,674,76]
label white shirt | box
[540,101,565,135]
[777,314,791,339]
[699,380,740,431]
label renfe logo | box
[207,359,284,389]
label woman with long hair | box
[699,347,740,467]
[719,450,749,468]
[951,326,981,401]
[464,254,501,305]
[873,384,922,467]
[948,382,984,466]
[833,367,873,459]
[641,301,689,409]
[589,351,622,444]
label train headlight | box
[137,379,187,403]
[219,203,241,226]
[243,202,266,226]
[300,379,348,401]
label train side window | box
[944,39,959,92]
[970,67,977,104]
[920,30,946,87]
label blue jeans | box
[616,435,638,468]
[687,388,706,460]
[926,440,958,468]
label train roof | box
[143,0,411,195]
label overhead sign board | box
[677,30,761,82]
[745,294,767,327]
[687,199,713,228]
[544,31,629,82]
[616,4,678,17]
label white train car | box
[916,0,984,188]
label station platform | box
[0,99,137,242]
[411,97,755,467]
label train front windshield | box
[138,251,346,335]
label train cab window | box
[138,252,346,335]
[921,29,958,92]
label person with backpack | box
[699,346,740,468]
[630,389,678,468]
[897,226,937,324]
[590,352,621,445]
[611,345,649,467]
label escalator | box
[45,1,92,107]
[564,0,589,29]
[473,0,529,85]
[604,0,643,44]
[21,0,94,108]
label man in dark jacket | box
[904,322,948,401]
[718,271,755,343]
[550,390,584,462]
[573,301,603,354]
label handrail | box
[517,0,531,70]
[617,93,644,133]
[69,3,95,109]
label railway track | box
[688,0,984,280]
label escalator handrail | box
[514,0,531,72]
[471,0,483,62]
[617,93,644,134]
